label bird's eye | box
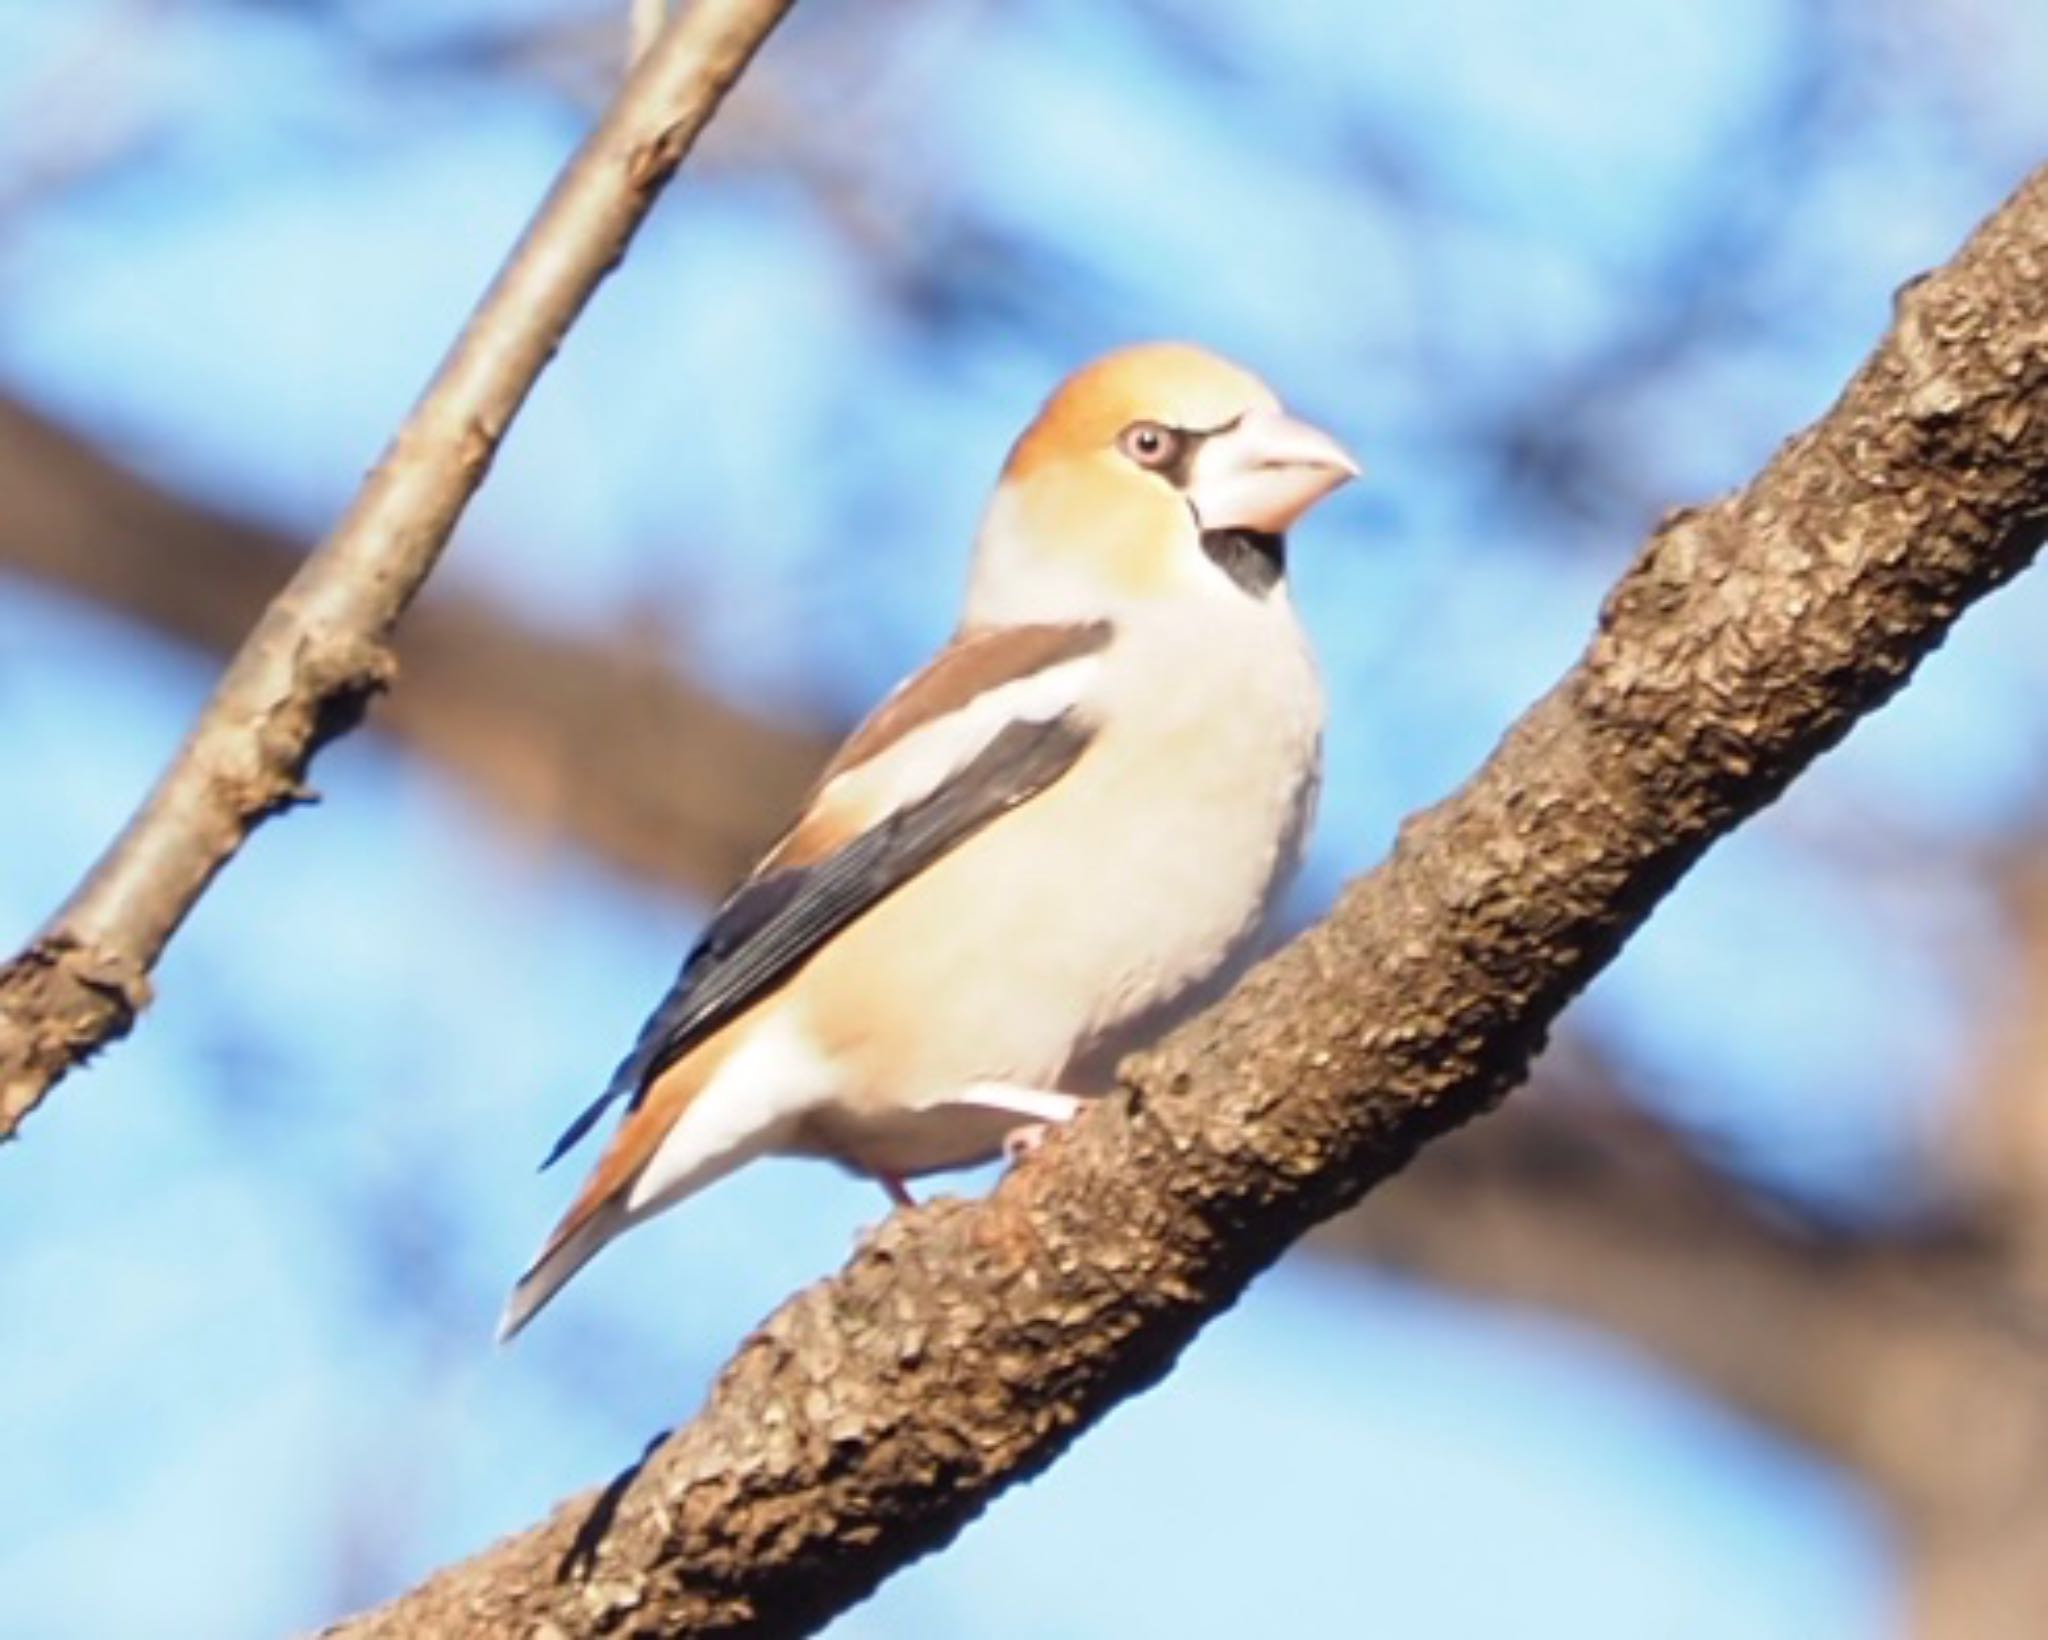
[1118,420,1184,472]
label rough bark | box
[0,395,828,895]
[327,166,2048,1639]
[0,0,801,1140]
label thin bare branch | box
[630,0,669,69]
[0,0,801,1140]
[328,166,2048,1640]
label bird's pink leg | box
[941,1083,1087,1166]
[879,1173,916,1209]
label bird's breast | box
[1056,600,1323,1063]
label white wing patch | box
[817,655,1102,826]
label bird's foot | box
[1002,1123,1057,1164]
[955,1085,1085,1169]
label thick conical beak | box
[1188,408,1359,535]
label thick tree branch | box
[0,395,828,893]
[329,167,2048,1639]
[0,0,800,1139]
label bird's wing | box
[539,621,1111,1168]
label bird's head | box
[967,342,1358,625]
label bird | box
[499,341,1356,1340]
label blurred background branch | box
[0,394,828,892]
[1332,1061,2048,1639]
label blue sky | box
[4,1,2045,1634]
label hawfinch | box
[500,342,1356,1339]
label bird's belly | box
[794,677,1320,1177]
[798,1098,1019,1180]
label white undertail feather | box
[624,1010,841,1213]
[498,1008,844,1342]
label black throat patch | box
[1200,529,1286,597]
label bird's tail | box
[498,1017,773,1343]
[497,1195,629,1344]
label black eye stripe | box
[1118,412,1243,487]
[1153,430,1198,487]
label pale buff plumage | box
[501,342,1355,1339]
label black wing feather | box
[540,713,1093,1169]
